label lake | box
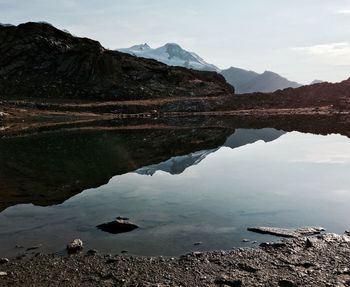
[1,118,350,257]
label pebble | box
[66,239,83,254]
[26,244,42,251]
[87,249,98,256]
[0,272,7,276]
[0,258,9,264]
[305,238,313,248]
[278,279,296,287]
[242,239,250,243]
[192,252,202,257]
[193,242,202,246]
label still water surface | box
[1,129,350,257]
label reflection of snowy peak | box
[136,149,216,176]
[136,128,286,176]
[118,43,220,72]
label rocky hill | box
[221,67,302,94]
[0,22,234,100]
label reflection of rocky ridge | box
[224,128,285,148]
[136,128,285,175]
[136,149,216,175]
[0,126,232,211]
[1,114,350,212]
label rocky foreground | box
[1,232,350,286]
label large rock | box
[247,226,325,238]
[97,218,139,234]
[66,239,83,254]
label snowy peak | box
[128,43,151,51]
[118,43,220,72]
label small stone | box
[16,254,26,260]
[305,238,313,248]
[121,250,128,254]
[116,216,129,221]
[242,239,250,243]
[194,242,202,246]
[106,258,118,264]
[237,262,259,273]
[278,279,296,287]
[0,258,9,264]
[192,251,203,257]
[67,239,83,254]
[259,241,286,248]
[26,244,42,251]
[0,272,7,276]
[214,277,242,287]
[87,249,98,256]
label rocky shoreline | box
[1,231,350,286]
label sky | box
[1,0,350,84]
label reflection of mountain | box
[136,128,285,175]
[1,114,349,212]
[136,149,216,175]
[0,126,232,211]
[224,128,285,148]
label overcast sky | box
[1,0,350,84]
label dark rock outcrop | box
[66,239,83,254]
[248,226,325,238]
[97,219,138,234]
[0,22,234,100]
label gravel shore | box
[0,233,349,286]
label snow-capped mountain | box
[118,43,220,72]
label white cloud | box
[291,42,350,65]
[338,9,350,14]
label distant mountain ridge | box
[118,43,220,72]
[120,43,303,94]
[221,67,302,94]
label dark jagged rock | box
[0,22,234,100]
[97,219,139,234]
[248,226,325,238]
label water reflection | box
[0,126,232,210]
[136,128,285,175]
[1,127,350,257]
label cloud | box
[338,9,350,14]
[291,42,350,65]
